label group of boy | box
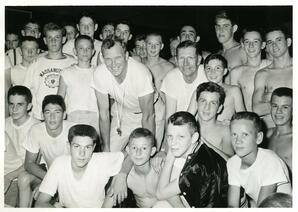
[4,8,293,208]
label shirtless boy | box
[267,87,292,172]
[252,26,292,129]
[231,28,271,111]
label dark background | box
[5,5,292,58]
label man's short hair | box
[146,32,163,43]
[215,9,238,26]
[196,82,226,106]
[7,85,32,103]
[204,53,228,69]
[21,36,39,47]
[23,18,41,30]
[43,22,65,36]
[128,128,156,147]
[74,34,94,49]
[116,20,131,29]
[241,26,264,41]
[134,34,146,44]
[42,95,66,113]
[101,37,126,53]
[168,111,199,136]
[179,24,198,36]
[6,31,19,39]
[68,124,98,145]
[176,40,201,57]
[231,111,262,133]
[78,12,97,25]
[271,87,293,101]
[265,25,291,39]
[259,193,292,208]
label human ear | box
[94,24,98,32]
[217,104,224,114]
[27,103,33,111]
[151,147,157,156]
[232,24,238,33]
[43,37,47,46]
[128,34,132,41]
[125,145,130,154]
[195,36,201,43]
[197,55,202,66]
[62,36,66,44]
[63,112,66,120]
[224,68,228,76]
[160,43,164,50]
[261,41,266,49]
[191,132,199,144]
[286,38,292,47]
[256,132,263,145]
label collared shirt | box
[179,143,228,208]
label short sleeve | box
[261,154,289,186]
[39,157,62,196]
[135,68,154,97]
[23,126,40,154]
[227,157,241,187]
[160,71,178,100]
[103,152,124,176]
[90,66,109,95]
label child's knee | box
[17,172,32,189]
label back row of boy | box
[4,9,292,208]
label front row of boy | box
[5,84,292,208]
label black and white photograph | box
[2,0,295,209]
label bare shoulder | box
[216,120,230,131]
[160,58,175,69]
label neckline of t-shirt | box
[239,147,261,172]
[10,115,32,129]
[43,121,67,140]
[69,154,94,182]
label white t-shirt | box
[10,64,27,86]
[39,152,124,208]
[23,55,76,119]
[62,38,102,67]
[4,116,40,175]
[92,57,154,113]
[227,148,291,203]
[160,65,208,111]
[23,121,75,168]
[61,64,98,114]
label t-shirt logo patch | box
[44,74,60,88]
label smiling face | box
[102,42,128,79]
[134,39,147,58]
[127,137,156,166]
[146,34,163,57]
[176,46,199,78]
[204,59,227,84]
[265,30,290,59]
[70,136,95,169]
[230,119,262,159]
[242,31,264,58]
[271,95,292,126]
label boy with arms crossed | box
[227,111,291,207]
[58,35,98,131]
[17,95,75,207]
[35,124,124,208]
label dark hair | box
[42,95,66,113]
[6,31,19,39]
[231,111,262,133]
[215,9,238,26]
[20,36,39,47]
[68,124,98,145]
[265,25,291,39]
[116,20,131,30]
[176,40,201,57]
[7,85,32,103]
[101,37,126,53]
[259,193,292,208]
[241,26,264,41]
[134,34,146,45]
[204,53,228,69]
[271,87,292,101]
[43,22,65,36]
[196,82,226,106]
[179,24,198,37]
[128,128,156,147]
[168,111,199,136]
[74,34,94,49]
[79,12,97,25]
[23,18,41,31]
